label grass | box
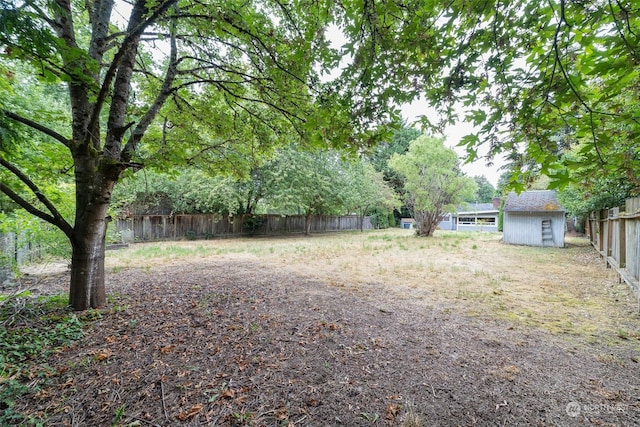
[105,229,640,342]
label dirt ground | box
[9,230,640,426]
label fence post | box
[619,216,626,269]
[601,210,608,267]
[0,233,16,285]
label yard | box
[8,229,640,425]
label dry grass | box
[106,229,640,343]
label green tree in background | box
[495,172,513,197]
[389,135,476,237]
[467,176,495,203]
[261,147,350,235]
[557,148,636,229]
[368,126,421,224]
[368,126,421,194]
[342,162,399,232]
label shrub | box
[242,215,266,236]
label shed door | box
[541,219,553,246]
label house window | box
[477,217,496,226]
[458,216,496,226]
[458,217,476,225]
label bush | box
[368,209,395,229]
[242,215,266,236]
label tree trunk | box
[69,238,106,311]
[305,213,312,235]
[69,205,109,310]
[415,210,439,237]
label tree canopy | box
[420,0,639,195]
[467,175,495,203]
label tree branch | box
[608,0,638,58]
[2,111,72,147]
[122,3,180,162]
[23,0,57,30]
[0,156,74,238]
[551,0,606,165]
[88,0,178,143]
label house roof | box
[457,203,498,214]
[503,190,564,212]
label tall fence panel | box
[0,232,46,283]
[113,214,372,242]
[0,233,15,284]
[588,197,640,296]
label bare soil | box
[9,230,640,426]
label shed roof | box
[503,190,564,212]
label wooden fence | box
[112,214,372,242]
[587,197,640,296]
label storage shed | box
[400,218,415,230]
[503,191,565,247]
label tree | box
[467,175,495,203]
[389,135,476,237]
[342,161,399,231]
[0,0,413,310]
[368,126,421,193]
[495,172,512,197]
[261,146,350,234]
[111,169,252,216]
[368,126,421,225]
[557,147,636,230]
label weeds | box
[111,405,126,426]
[232,410,252,424]
[616,329,629,340]
[360,412,380,422]
[0,292,87,425]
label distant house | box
[439,200,500,232]
[503,190,565,247]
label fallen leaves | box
[92,348,112,361]
[175,403,203,421]
[385,403,399,424]
[160,344,176,354]
[11,250,638,427]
